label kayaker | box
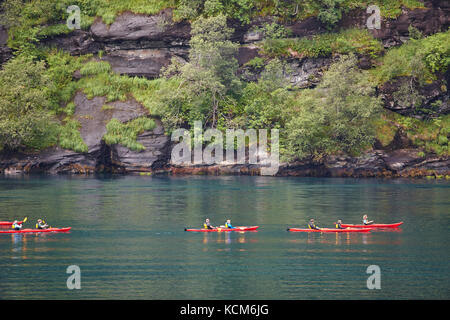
[203,218,215,230]
[363,215,374,225]
[308,219,320,230]
[36,219,49,230]
[12,220,22,231]
[335,220,345,229]
[224,219,235,229]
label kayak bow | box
[287,227,371,233]
[0,221,23,226]
[0,227,71,234]
[185,226,259,232]
[340,222,403,229]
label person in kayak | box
[12,220,22,231]
[308,219,320,230]
[363,215,374,225]
[224,219,235,229]
[335,220,345,229]
[36,219,49,229]
[203,219,216,230]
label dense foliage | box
[0,0,448,160]
[146,15,241,131]
[284,54,382,160]
[104,117,156,151]
[261,28,383,59]
[0,56,57,151]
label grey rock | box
[243,30,264,43]
[287,57,333,88]
[379,76,449,118]
[40,30,102,55]
[90,10,190,43]
[338,1,450,48]
[101,49,177,78]
[110,120,171,171]
[0,25,12,66]
[382,149,424,171]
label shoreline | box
[1,147,448,179]
[1,163,449,179]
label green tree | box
[284,54,382,161]
[242,59,293,130]
[317,0,344,29]
[150,14,241,130]
[0,56,57,151]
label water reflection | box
[288,232,403,246]
[198,231,258,251]
[0,175,448,299]
[7,232,72,261]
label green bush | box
[0,55,58,151]
[58,118,88,153]
[242,59,293,130]
[317,0,345,29]
[79,60,112,76]
[244,57,266,71]
[148,14,241,131]
[103,117,156,151]
[44,50,87,110]
[284,54,382,160]
[379,112,450,156]
[372,30,450,85]
[262,28,383,59]
[253,22,292,39]
[419,32,450,73]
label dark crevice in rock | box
[96,140,114,173]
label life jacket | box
[225,222,232,228]
[204,223,208,229]
[37,220,47,229]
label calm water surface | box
[0,175,449,299]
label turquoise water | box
[0,175,449,299]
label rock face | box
[39,29,102,56]
[339,0,450,48]
[166,149,449,177]
[287,17,327,38]
[110,121,171,172]
[0,92,170,174]
[90,10,191,78]
[379,75,450,117]
[41,9,191,79]
[100,48,187,78]
[0,25,12,66]
[286,57,334,88]
[1,3,449,177]
[275,149,449,178]
[90,10,191,43]
[0,4,13,67]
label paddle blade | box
[23,217,28,223]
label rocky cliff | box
[0,1,449,178]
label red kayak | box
[185,226,259,232]
[287,227,371,233]
[0,227,71,234]
[341,222,403,229]
[0,221,23,226]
